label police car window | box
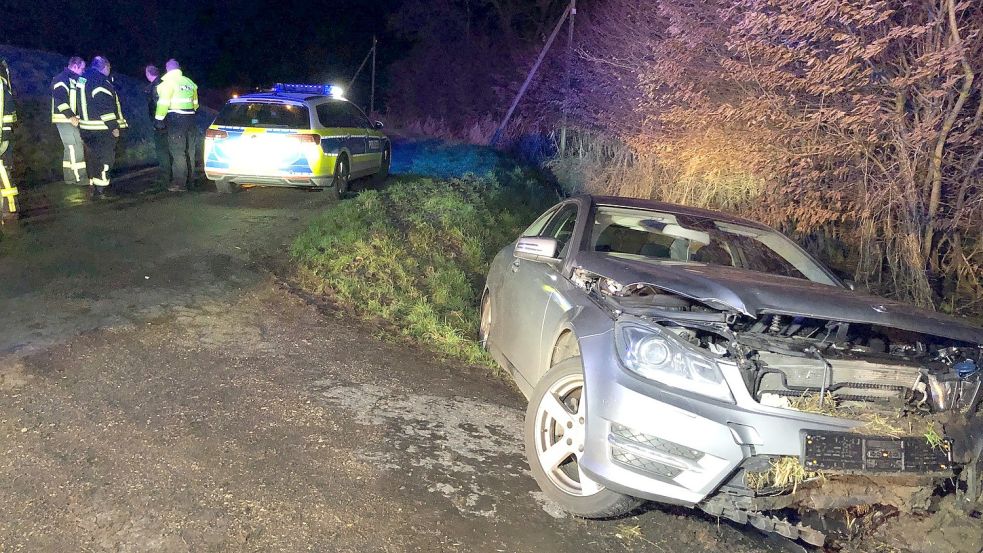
[317,102,354,128]
[215,102,310,129]
[344,103,372,128]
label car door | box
[342,103,374,175]
[497,203,580,385]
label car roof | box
[587,195,771,230]
[233,92,348,105]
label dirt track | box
[0,188,792,552]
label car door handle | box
[510,259,520,272]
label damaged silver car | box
[480,195,982,546]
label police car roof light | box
[273,83,345,98]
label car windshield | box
[214,102,310,129]
[591,206,836,285]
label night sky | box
[1,0,406,94]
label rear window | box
[214,102,311,129]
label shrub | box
[292,170,554,365]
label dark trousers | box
[80,130,117,191]
[166,113,197,190]
[0,140,18,216]
[56,123,89,186]
[153,128,172,185]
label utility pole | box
[559,0,576,157]
[491,0,575,146]
[349,37,378,113]
[371,35,377,115]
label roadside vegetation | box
[291,168,554,365]
[383,0,983,320]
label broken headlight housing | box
[615,320,734,403]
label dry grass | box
[784,392,941,441]
[745,456,824,493]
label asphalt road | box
[0,184,784,552]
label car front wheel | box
[524,356,641,518]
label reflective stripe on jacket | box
[154,69,198,120]
[78,70,120,132]
[51,68,81,123]
[1,72,15,142]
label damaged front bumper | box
[576,330,982,546]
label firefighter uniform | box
[51,67,88,186]
[1,59,18,219]
[145,76,171,184]
[78,68,121,196]
[155,68,199,191]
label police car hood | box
[579,253,983,344]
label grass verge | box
[291,169,554,366]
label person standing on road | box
[0,58,19,221]
[78,56,121,199]
[154,59,198,192]
[51,56,89,189]
[144,64,171,186]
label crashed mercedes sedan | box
[480,195,982,546]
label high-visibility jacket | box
[1,66,15,142]
[50,68,82,124]
[77,69,121,132]
[154,69,198,121]
[110,76,128,130]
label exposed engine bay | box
[571,267,983,545]
[572,268,983,417]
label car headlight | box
[615,321,734,403]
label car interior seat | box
[638,242,670,258]
[693,243,733,266]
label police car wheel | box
[215,179,236,194]
[371,147,391,186]
[333,156,350,196]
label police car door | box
[342,103,374,175]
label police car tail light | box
[289,133,321,145]
[205,129,228,140]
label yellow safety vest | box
[155,69,199,120]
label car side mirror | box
[373,120,384,130]
[514,237,560,264]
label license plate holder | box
[801,430,951,472]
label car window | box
[344,103,371,128]
[541,205,578,257]
[215,102,310,129]
[591,206,835,284]
[316,102,355,128]
[521,207,559,237]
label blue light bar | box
[273,83,345,98]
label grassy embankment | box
[292,147,555,365]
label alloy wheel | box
[531,372,603,496]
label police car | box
[203,84,390,196]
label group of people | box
[0,54,200,221]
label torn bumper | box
[576,331,969,506]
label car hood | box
[578,253,983,344]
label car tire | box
[371,146,391,187]
[478,291,492,350]
[332,156,350,197]
[525,356,642,518]
[215,179,236,194]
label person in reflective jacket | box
[51,56,88,188]
[144,64,170,185]
[1,58,19,221]
[78,56,121,198]
[154,59,199,192]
